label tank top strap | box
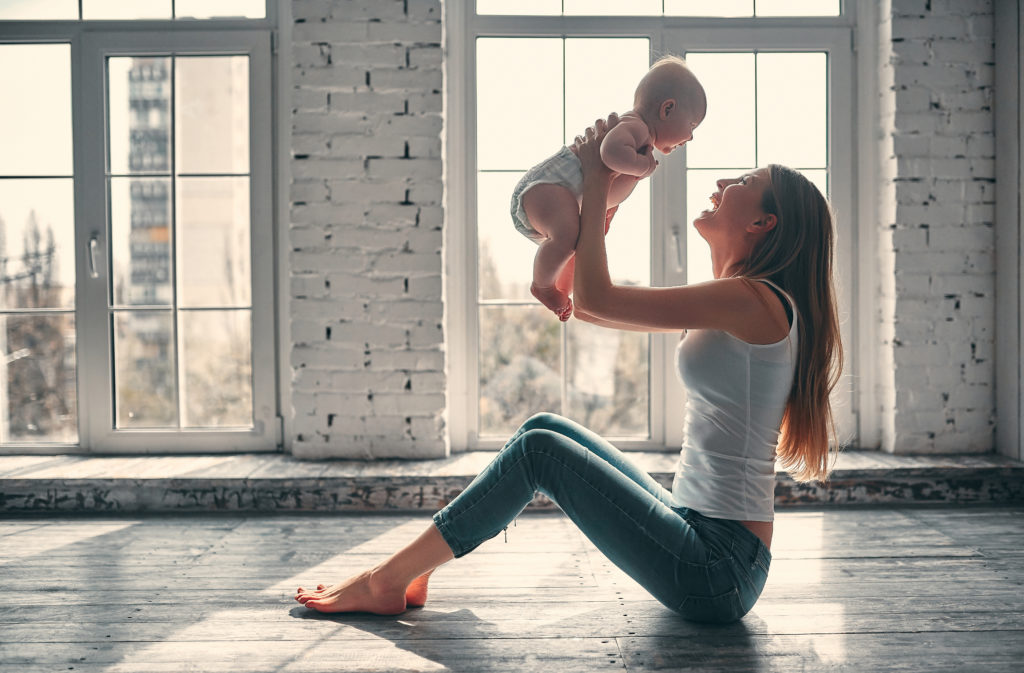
[755,278,797,330]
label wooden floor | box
[1,506,1022,672]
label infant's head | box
[634,56,707,154]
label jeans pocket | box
[675,588,745,624]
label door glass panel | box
[177,177,251,307]
[180,309,252,427]
[106,53,254,432]
[566,320,649,437]
[114,311,177,428]
[0,314,77,443]
[476,38,562,171]
[83,0,172,20]
[0,44,72,175]
[479,305,561,437]
[476,0,560,15]
[756,0,840,16]
[562,0,661,15]
[476,37,652,441]
[108,57,171,174]
[757,52,827,168]
[176,56,250,174]
[175,0,265,19]
[0,0,77,20]
[664,0,752,16]
[477,171,533,301]
[0,179,76,309]
[685,53,755,168]
[563,38,649,146]
[110,177,173,306]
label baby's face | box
[655,105,704,155]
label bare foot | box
[295,570,407,615]
[405,571,432,608]
[531,283,572,321]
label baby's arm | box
[599,117,657,178]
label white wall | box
[287,0,446,458]
[285,0,999,458]
[875,0,996,453]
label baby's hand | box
[639,152,658,178]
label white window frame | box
[0,7,280,454]
[445,2,859,452]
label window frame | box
[0,8,280,454]
[445,2,859,452]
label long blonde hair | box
[739,165,843,482]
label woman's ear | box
[749,213,778,234]
[660,99,676,119]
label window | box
[447,2,855,450]
[0,7,276,453]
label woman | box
[295,115,842,624]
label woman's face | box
[692,167,773,244]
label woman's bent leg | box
[515,412,673,507]
[433,427,717,614]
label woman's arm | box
[571,119,781,336]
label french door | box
[75,31,276,452]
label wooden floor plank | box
[1,506,1021,672]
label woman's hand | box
[572,114,620,183]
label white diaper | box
[509,146,583,241]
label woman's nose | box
[716,178,729,190]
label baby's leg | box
[521,184,581,321]
[607,173,641,208]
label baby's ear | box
[660,99,676,119]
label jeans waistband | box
[673,506,772,571]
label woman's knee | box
[520,411,564,433]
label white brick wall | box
[876,0,996,453]
[288,0,445,459]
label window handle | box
[88,232,100,279]
[670,224,684,273]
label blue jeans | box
[433,412,771,624]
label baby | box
[510,55,707,320]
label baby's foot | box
[531,283,573,321]
[295,570,407,615]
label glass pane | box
[802,168,828,199]
[563,0,661,15]
[685,53,756,168]
[114,311,177,428]
[686,168,754,285]
[757,52,827,168]
[477,38,563,171]
[83,0,171,19]
[177,177,251,307]
[0,0,77,19]
[0,313,77,444]
[0,179,76,309]
[756,0,840,16]
[476,0,560,15]
[478,171,535,301]
[109,57,171,174]
[479,305,561,437]
[606,180,650,285]
[175,0,265,18]
[110,177,172,307]
[564,38,649,146]
[566,320,648,437]
[176,56,250,175]
[180,310,252,427]
[665,0,752,16]
[0,44,72,175]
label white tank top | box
[670,280,798,522]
